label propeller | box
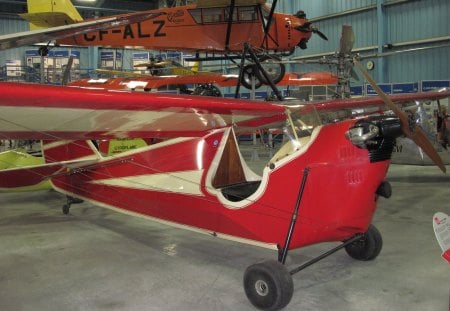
[353,58,446,173]
[294,10,328,44]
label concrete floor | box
[0,156,449,310]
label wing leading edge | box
[0,82,287,141]
[0,11,163,50]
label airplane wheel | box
[243,260,293,310]
[256,56,286,85]
[345,224,383,261]
[62,204,70,215]
[38,46,49,57]
[193,84,222,97]
[240,64,262,89]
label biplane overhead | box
[0,71,449,309]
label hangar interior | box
[0,1,449,310]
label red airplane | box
[0,66,448,309]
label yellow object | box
[107,139,148,155]
[20,0,83,30]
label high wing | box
[1,82,449,141]
[0,82,288,140]
[0,11,163,50]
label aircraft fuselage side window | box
[189,6,259,25]
[238,6,258,22]
[189,9,202,24]
[224,7,238,22]
[202,8,225,23]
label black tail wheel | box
[243,260,293,310]
[256,56,286,85]
[240,64,263,89]
[345,224,383,261]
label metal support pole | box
[290,234,363,275]
[224,0,235,51]
[234,46,247,98]
[278,167,310,264]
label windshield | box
[270,104,322,163]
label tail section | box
[42,140,101,164]
[20,0,83,30]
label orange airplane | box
[0,0,325,74]
[55,0,323,55]
[0,0,327,95]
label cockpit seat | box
[221,180,262,202]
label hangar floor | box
[0,147,449,310]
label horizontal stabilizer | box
[20,12,79,29]
[0,163,63,190]
[42,140,100,164]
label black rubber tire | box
[255,56,286,85]
[345,224,383,261]
[192,84,222,97]
[240,64,262,89]
[243,260,293,310]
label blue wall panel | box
[288,0,450,83]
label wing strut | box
[224,0,236,51]
[261,0,278,50]
[234,43,283,100]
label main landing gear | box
[242,168,384,310]
[235,43,285,101]
[62,195,84,215]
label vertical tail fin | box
[21,0,83,30]
[42,140,100,164]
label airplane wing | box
[0,82,288,140]
[142,74,238,88]
[277,72,337,86]
[0,11,163,50]
[311,91,450,111]
[0,82,449,141]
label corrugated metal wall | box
[282,0,450,83]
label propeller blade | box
[340,25,355,55]
[313,28,328,41]
[353,58,446,173]
[350,68,359,81]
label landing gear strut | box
[235,43,284,101]
[62,195,83,215]
[243,167,384,310]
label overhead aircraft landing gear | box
[235,43,284,101]
[243,167,384,310]
[62,195,84,215]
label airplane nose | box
[293,10,328,45]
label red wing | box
[0,82,286,140]
[145,74,238,88]
[312,91,450,111]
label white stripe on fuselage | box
[89,169,204,196]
